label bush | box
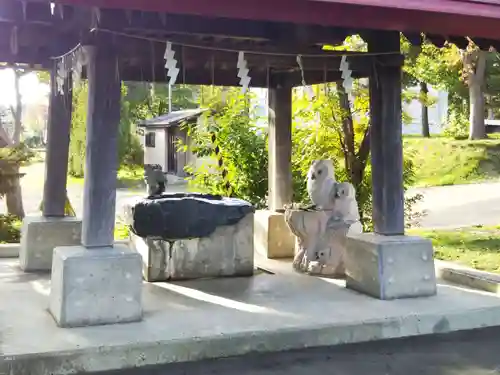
[68,82,88,177]
[186,88,268,208]
[0,143,35,197]
[443,108,469,139]
[0,214,21,243]
[187,85,422,230]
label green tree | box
[292,81,421,230]
[462,43,488,139]
[68,82,200,177]
[402,37,463,137]
[68,82,88,177]
[186,88,268,207]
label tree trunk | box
[336,82,371,225]
[468,50,487,140]
[420,82,430,138]
[5,166,24,218]
[5,67,25,218]
[11,69,23,144]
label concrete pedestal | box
[49,245,143,328]
[345,233,437,300]
[19,216,82,272]
[254,210,295,259]
[129,213,254,281]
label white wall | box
[185,116,218,174]
[252,85,450,136]
[142,128,167,170]
[403,85,448,135]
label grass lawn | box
[410,226,500,273]
[68,165,145,190]
[404,136,500,187]
[114,221,130,241]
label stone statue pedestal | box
[286,208,362,278]
[254,210,295,259]
[284,180,362,278]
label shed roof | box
[138,108,208,129]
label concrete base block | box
[129,213,254,281]
[19,216,82,272]
[345,233,437,300]
[254,210,295,259]
[49,245,143,328]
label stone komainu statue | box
[144,164,167,196]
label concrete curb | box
[0,240,129,259]
[0,243,20,258]
[3,306,500,375]
[436,260,500,294]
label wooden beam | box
[114,65,275,87]
[81,40,122,248]
[0,48,51,67]
[43,60,73,217]
[94,8,352,46]
[115,63,373,86]
[268,87,292,211]
[366,31,405,236]
[24,0,500,40]
[0,23,60,47]
[0,1,352,46]
[108,36,404,73]
[0,0,54,25]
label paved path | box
[409,182,500,229]
[0,162,187,219]
[93,327,500,375]
[3,162,500,229]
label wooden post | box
[43,62,73,217]
[81,42,122,248]
[366,31,405,235]
[268,87,292,211]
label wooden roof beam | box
[92,9,352,47]
[114,65,367,87]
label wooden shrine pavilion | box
[2,0,500,327]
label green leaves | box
[0,143,34,198]
[187,88,268,207]
[293,82,420,230]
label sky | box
[0,69,50,107]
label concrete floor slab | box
[2,258,500,375]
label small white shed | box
[137,108,210,177]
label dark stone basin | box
[126,193,254,240]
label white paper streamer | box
[56,58,68,94]
[237,51,251,93]
[296,55,315,101]
[340,55,353,100]
[164,42,179,85]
